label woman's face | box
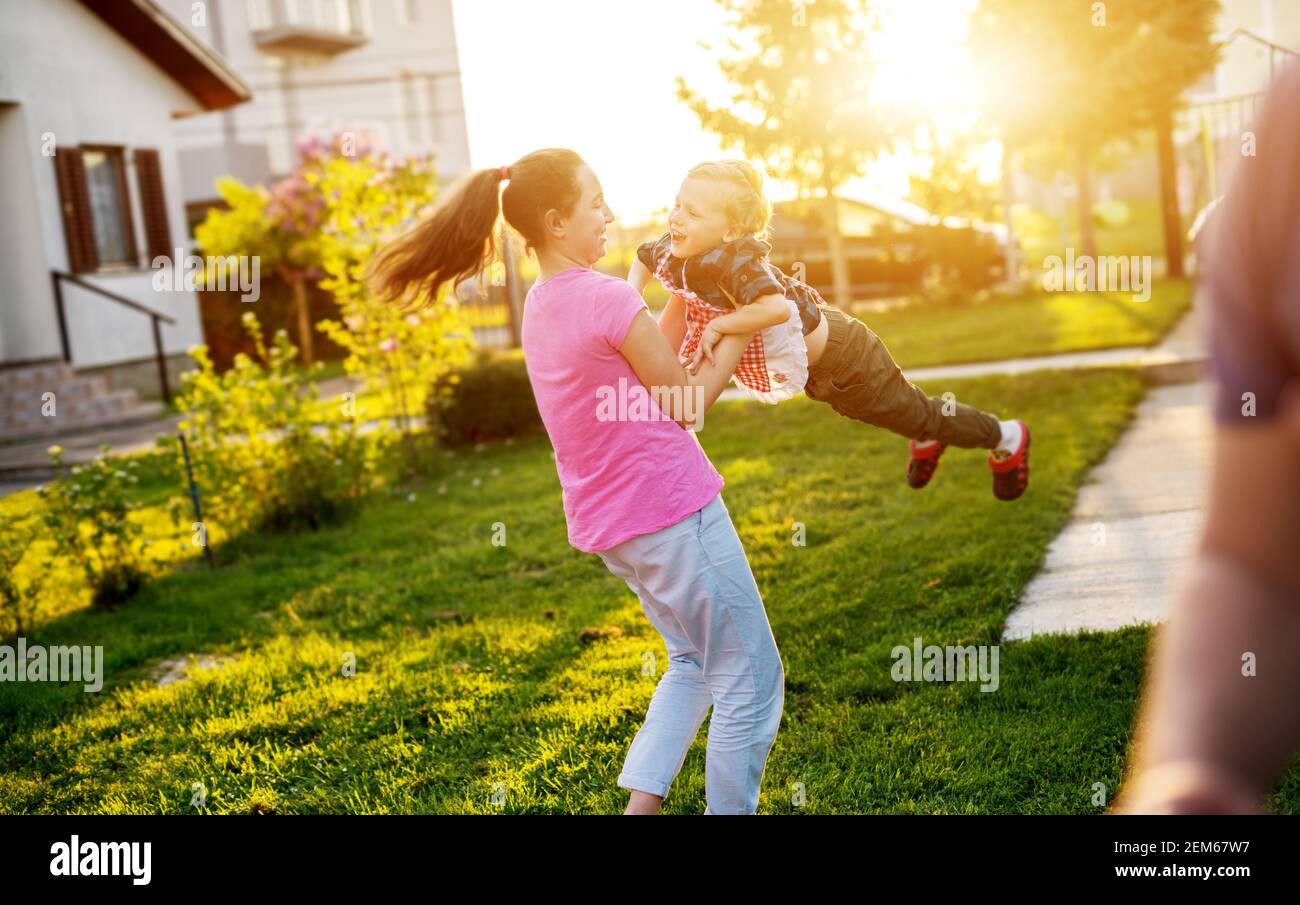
[668,175,740,259]
[555,163,615,265]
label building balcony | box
[248,0,369,55]
[252,24,367,55]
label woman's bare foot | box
[624,790,664,814]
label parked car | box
[766,193,1018,301]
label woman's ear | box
[722,226,740,243]
[542,208,566,239]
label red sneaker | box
[988,420,1030,501]
[907,438,947,489]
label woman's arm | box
[618,309,753,429]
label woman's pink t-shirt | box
[520,267,723,552]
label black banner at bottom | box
[0,814,1289,889]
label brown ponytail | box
[368,148,586,310]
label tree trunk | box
[1000,142,1022,291]
[1155,103,1185,279]
[1075,138,1098,264]
[290,272,314,363]
[823,188,851,308]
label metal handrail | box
[50,269,178,403]
[1217,27,1298,58]
[1216,27,1298,80]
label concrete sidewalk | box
[998,303,1210,640]
[0,412,185,497]
[1001,380,1211,641]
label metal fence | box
[1175,30,1298,230]
[1174,92,1267,230]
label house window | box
[80,147,137,267]
[53,145,171,275]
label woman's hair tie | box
[499,165,510,180]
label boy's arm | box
[687,292,788,371]
[657,292,687,352]
[627,257,653,294]
[708,292,789,334]
[690,247,791,366]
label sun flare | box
[870,0,978,114]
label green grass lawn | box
[3,367,1294,814]
[853,278,1191,371]
[1014,196,1170,267]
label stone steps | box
[0,360,167,443]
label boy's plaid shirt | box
[639,233,825,394]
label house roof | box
[77,0,251,113]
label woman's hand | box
[688,322,724,374]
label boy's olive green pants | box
[803,305,1002,449]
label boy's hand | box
[688,323,723,374]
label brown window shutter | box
[54,148,97,273]
[134,148,173,262]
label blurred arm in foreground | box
[1112,62,1300,814]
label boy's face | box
[668,176,741,259]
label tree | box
[1111,0,1219,278]
[970,0,1219,272]
[196,132,369,363]
[907,121,1000,221]
[312,140,475,457]
[677,0,907,307]
[970,0,1131,263]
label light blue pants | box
[597,493,785,815]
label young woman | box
[368,148,785,815]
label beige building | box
[159,0,472,231]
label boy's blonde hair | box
[686,159,773,242]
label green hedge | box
[426,349,543,446]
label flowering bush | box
[310,135,475,471]
[159,311,376,540]
[35,445,150,609]
[196,131,477,484]
[0,509,48,637]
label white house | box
[0,0,250,440]
[157,0,472,228]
